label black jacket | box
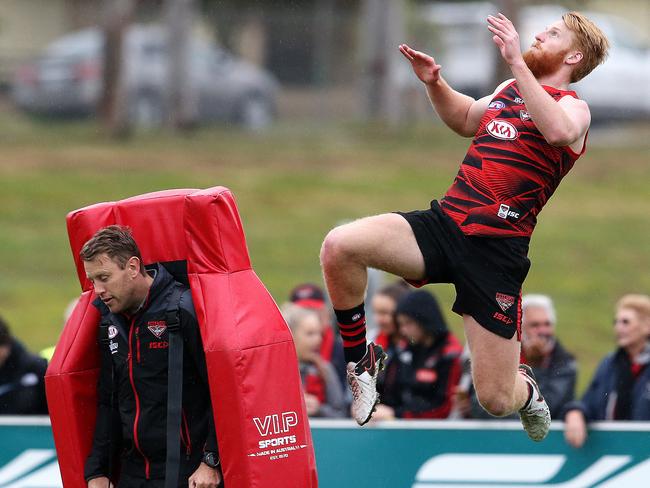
[563,343,650,421]
[381,332,463,418]
[0,339,48,415]
[530,340,577,419]
[84,264,218,482]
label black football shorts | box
[397,200,531,340]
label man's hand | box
[452,386,472,419]
[370,404,396,422]
[487,14,525,67]
[564,410,588,448]
[304,393,321,416]
[399,44,442,85]
[189,462,222,488]
[87,477,113,488]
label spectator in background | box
[290,283,347,390]
[371,281,411,404]
[0,314,48,414]
[372,280,411,353]
[456,294,577,420]
[373,291,462,420]
[283,304,347,418]
[564,294,650,448]
[520,295,577,419]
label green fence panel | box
[1,418,649,487]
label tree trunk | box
[165,0,198,130]
[359,0,406,125]
[100,0,135,138]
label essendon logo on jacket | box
[486,119,518,140]
[147,321,167,338]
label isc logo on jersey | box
[486,119,518,140]
[497,204,519,219]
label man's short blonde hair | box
[562,12,610,83]
[616,294,650,322]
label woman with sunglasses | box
[564,294,650,448]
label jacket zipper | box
[128,317,150,479]
[182,409,192,458]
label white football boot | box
[518,364,551,442]
[346,342,387,426]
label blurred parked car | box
[12,25,278,130]
[416,2,650,121]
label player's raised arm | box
[487,13,590,147]
[399,43,499,137]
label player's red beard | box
[522,44,569,79]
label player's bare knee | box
[475,388,513,417]
[320,227,354,271]
[474,381,513,417]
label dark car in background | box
[12,25,278,130]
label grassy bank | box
[0,112,648,393]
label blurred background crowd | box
[0,0,648,454]
[3,280,650,450]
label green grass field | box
[0,111,648,393]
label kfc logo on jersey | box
[520,110,532,122]
[488,101,505,110]
[108,325,118,339]
[147,321,167,338]
[497,204,520,220]
[496,293,516,312]
[486,119,518,140]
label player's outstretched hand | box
[487,13,524,67]
[399,44,442,85]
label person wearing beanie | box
[372,291,463,420]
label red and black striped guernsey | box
[440,80,587,238]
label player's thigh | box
[463,314,520,395]
[323,213,425,280]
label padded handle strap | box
[165,285,185,488]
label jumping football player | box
[320,12,609,440]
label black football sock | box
[334,303,367,364]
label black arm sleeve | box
[180,291,219,454]
[84,337,121,482]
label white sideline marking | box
[412,455,631,488]
[415,454,565,482]
[3,461,62,488]
[0,450,55,485]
